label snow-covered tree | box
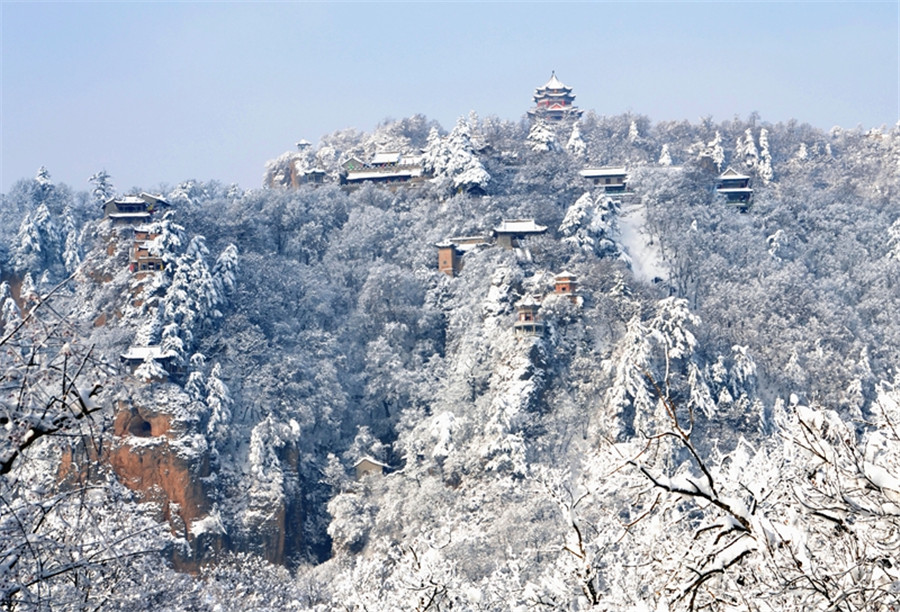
[423,118,490,194]
[566,122,587,157]
[61,205,82,274]
[757,127,774,183]
[627,120,640,143]
[0,282,21,336]
[206,363,232,442]
[88,169,116,204]
[12,203,63,276]
[527,118,558,152]
[692,130,725,172]
[185,353,207,402]
[658,143,672,166]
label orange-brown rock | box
[109,402,218,571]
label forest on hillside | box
[1,110,900,610]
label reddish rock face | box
[109,402,217,572]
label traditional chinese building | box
[436,242,462,277]
[580,167,628,194]
[103,193,169,224]
[716,167,753,209]
[120,345,179,380]
[354,457,389,479]
[299,168,327,185]
[130,228,164,277]
[341,151,426,188]
[514,296,544,337]
[527,72,583,122]
[436,235,490,277]
[493,219,548,250]
[554,271,579,304]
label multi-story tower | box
[528,72,583,122]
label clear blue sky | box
[2,1,898,194]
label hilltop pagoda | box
[528,72,583,122]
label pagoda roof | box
[718,167,751,180]
[536,71,572,93]
[555,270,577,280]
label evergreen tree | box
[88,170,116,205]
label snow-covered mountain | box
[2,113,900,610]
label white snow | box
[615,201,667,284]
[494,219,547,234]
[579,167,627,179]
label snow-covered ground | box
[616,200,667,284]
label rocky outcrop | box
[109,397,224,572]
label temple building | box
[493,219,548,250]
[580,167,628,194]
[528,72,583,122]
[130,227,164,277]
[554,271,579,304]
[102,193,169,224]
[354,457,389,479]
[341,151,426,188]
[716,167,753,209]
[436,242,462,277]
[435,235,489,277]
[514,296,544,337]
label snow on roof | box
[345,168,423,181]
[580,167,627,178]
[372,151,402,165]
[108,212,152,220]
[555,271,577,280]
[106,193,169,207]
[354,456,389,468]
[437,235,488,252]
[450,235,489,243]
[139,192,169,206]
[121,345,177,361]
[517,295,541,308]
[718,167,751,180]
[716,188,754,194]
[540,71,570,91]
[401,154,424,166]
[108,196,146,205]
[295,139,312,148]
[493,219,548,234]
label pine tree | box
[206,363,232,442]
[12,203,63,276]
[757,128,774,183]
[185,353,208,402]
[61,206,82,274]
[0,282,21,336]
[658,143,672,166]
[628,120,640,143]
[88,170,116,205]
[566,123,587,157]
[527,119,558,152]
[735,128,759,171]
